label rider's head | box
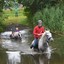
[16,27,19,31]
[38,20,42,27]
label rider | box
[30,20,45,49]
[16,27,19,32]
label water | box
[6,51,21,64]
[0,29,64,64]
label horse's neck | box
[40,32,46,39]
[39,32,46,43]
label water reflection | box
[6,51,21,64]
[0,50,64,64]
[31,55,49,64]
[0,51,7,64]
[21,53,64,64]
[21,54,50,64]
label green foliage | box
[20,0,64,28]
[33,5,64,32]
[0,0,5,32]
[33,11,43,26]
[21,0,63,14]
[3,8,27,26]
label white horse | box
[31,30,54,52]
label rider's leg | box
[33,38,38,49]
[30,38,38,49]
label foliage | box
[20,0,64,14]
[20,0,64,28]
[3,8,28,26]
[33,4,64,32]
[0,0,5,32]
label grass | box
[3,8,28,26]
[3,8,25,17]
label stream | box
[0,28,64,64]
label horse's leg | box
[38,42,47,52]
[38,40,44,52]
[18,33,22,40]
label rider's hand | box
[38,34,42,36]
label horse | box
[31,30,54,52]
[10,31,22,40]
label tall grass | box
[33,4,64,33]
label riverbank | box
[5,23,29,31]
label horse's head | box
[45,30,54,42]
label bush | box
[33,4,64,32]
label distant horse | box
[10,31,22,40]
[31,30,54,52]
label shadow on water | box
[0,51,7,64]
[0,50,64,64]
[0,29,64,64]
[21,53,64,64]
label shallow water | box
[0,29,64,64]
[0,50,64,64]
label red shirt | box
[33,26,45,38]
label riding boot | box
[30,45,33,49]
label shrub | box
[33,5,64,32]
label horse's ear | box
[45,28,50,31]
[45,28,48,30]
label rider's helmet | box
[38,20,42,27]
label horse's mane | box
[40,30,50,40]
[38,30,50,49]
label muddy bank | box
[5,24,29,31]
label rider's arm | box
[38,27,45,36]
[42,27,45,33]
[33,27,38,36]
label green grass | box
[3,8,25,17]
[3,8,28,26]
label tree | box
[18,0,62,27]
[20,0,63,14]
[0,0,5,32]
[17,0,64,29]
[0,0,3,13]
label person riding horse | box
[10,27,21,39]
[30,20,45,49]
